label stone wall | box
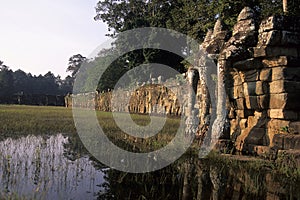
[199,8,300,155]
[67,84,186,116]
[66,7,300,155]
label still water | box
[0,134,299,200]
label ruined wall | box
[67,84,185,116]
[66,7,300,155]
[199,7,300,155]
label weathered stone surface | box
[236,109,254,118]
[259,15,300,33]
[233,19,256,36]
[268,109,298,120]
[237,7,255,22]
[269,81,300,94]
[245,96,259,110]
[240,70,259,82]
[240,119,248,129]
[258,30,300,47]
[267,119,291,131]
[269,93,300,110]
[255,81,268,95]
[229,85,244,99]
[243,82,257,96]
[235,98,245,110]
[272,67,300,81]
[257,97,268,110]
[290,121,300,134]
[273,134,300,150]
[232,58,263,70]
[262,56,289,67]
[254,46,298,58]
[259,68,272,81]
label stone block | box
[245,96,260,110]
[269,80,300,94]
[253,46,298,58]
[273,135,300,150]
[258,30,300,46]
[239,119,248,129]
[232,85,244,99]
[258,95,269,109]
[267,119,290,130]
[236,109,254,118]
[230,119,239,135]
[290,121,300,134]
[258,30,281,46]
[243,82,256,96]
[255,81,268,95]
[235,98,245,110]
[269,93,300,110]
[233,58,263,70]
[244,128,266,145]
[268,109,298,120]
[262,56,300,68]
[272,67,300,81]
[262,56,288,67]
[240,70,259,82]
[260,68,272,81]
[259,15,300,33]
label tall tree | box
[67,54,87,77]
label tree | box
[67,54,87,77]
[0,63,14,97]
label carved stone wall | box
[65,8,300,155]
[199,8,300,155]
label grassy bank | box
[0,105,180,150]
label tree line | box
[0,60,75,97]
[79,0,299,92]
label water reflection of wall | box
[0,134,105,199]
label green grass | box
[0,105,181,152]
[0,105,76,137]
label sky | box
[0,0,108,78]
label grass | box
[0,105,76,137]
[0,105,181,152]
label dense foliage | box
[89,0,300,91]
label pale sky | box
[0,0,108,78]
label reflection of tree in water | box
[97,166,183,200]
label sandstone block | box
[232,58,263,70]
[268,109,298,120]
[245,96,259,110]
[290,121,300,134]
[258,30,300,46]
[258,30,281,46]
[253,46,298,58]
[272,67,300,81]
[239,70,259,82]
[259,15,300,33]
[260,68,272,81]
[239,119,248,129]
[244,128,266,145]
[229,85,244,99]
[243,82,257,96]
[236,109,254,118]
[269,80,300,94]
[235,98,245,110]
[269,93,300,110]
[258,95,269,109]
[262,56,300,68]
[267,119,290,130]
[255,81,268,95]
